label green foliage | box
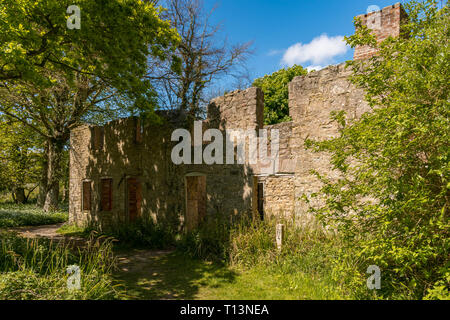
[306,1,449,299]
[0,0,180,210]
[177,215,236,263]
[0,0,179,104]
[253,65,307,124]
[0,203,67,227]
[0,0,180,122]
[88,217,177,249]
[228,217,341,277]
[56,223,86,237]
[0,231,123,299]
[0,119,42,194]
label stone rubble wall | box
[69,63,373,227]
[289,63,370,220]
[69,89,264,227]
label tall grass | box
[0,231,123,299]
[177,214,235,262]
[82,217,177,249]
[177,214,349,298]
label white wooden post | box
[276,224,284,251]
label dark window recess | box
[100,179,113,211]
[127,178,142,222]
[92,127,104,150]
[257,183,264,221]
[82,181,91,211]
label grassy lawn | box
[115,251,347,300]
[0,203,68,228]
[197,265,346,300]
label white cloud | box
[281,34,349,67]
[306,65,325,72]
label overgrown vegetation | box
[176,215,350,299]
[304,1,449,300]
[0,231,123,299]
[74,217,178,249]
[253,65,308,124]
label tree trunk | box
[61,182,69,203]
[43,138,64,212]
[37,142,49,207]
[13,187,26,204]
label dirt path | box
[8,223,86,247]
[9,223,65,239]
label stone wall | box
[261,175,295,219]
[69,88,264,228]
[207,87,264,131]
[70,3,406,228]
[289,63,370,220]
[69,125,93,225]
[69,64,373,227]
[265,121,295,174]
[69,117,185,228]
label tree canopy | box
[0,0,180,210]
[253,65,307,125]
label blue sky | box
[203,0,443,86]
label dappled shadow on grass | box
[113,250,236,300]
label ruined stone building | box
[69,3,406,229]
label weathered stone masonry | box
[69,3,405,229]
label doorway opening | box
[127,177,142,222]
[257,182,265,221]
[185,174,207,231]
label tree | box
[153,0,252,121]
[253,65,307,125]
[0,0,179,211]
[306,0,449,299]
[0,118,42,203]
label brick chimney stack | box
[353,2,408,60]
